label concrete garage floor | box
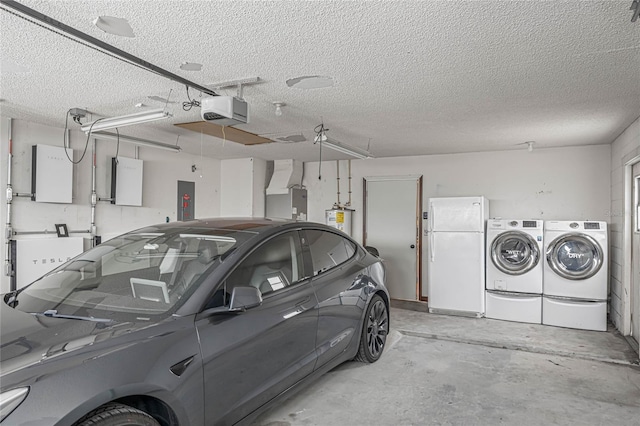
[253,308,640,426]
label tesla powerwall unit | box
[111,157,143,206]
[31,145,73,203]
[15,237,84,289]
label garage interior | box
[1,0,639,424]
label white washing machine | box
[543,220,608,331]
[485,219,543,324]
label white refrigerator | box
[426,196,489,317]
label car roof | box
[134,218,291,234]
[132,218,348,238]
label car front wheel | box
[354,294,388,363]
[75,403,160,426]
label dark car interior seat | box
[249,237,293,295]
[171,240,218,296]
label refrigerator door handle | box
[429,202,434,232]
[430,231,435,262]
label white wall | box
[304,145,611,243]
[304,144,611,309]
[609,115,640,331]
[2,116,624,326]
[252,158,267,217]
[220,157,266,217]
[1,117,221,293]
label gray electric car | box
[0,218,389,425]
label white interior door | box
[631,163,640,352]
[364,176,421,301]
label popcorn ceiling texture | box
[1,0,638,161]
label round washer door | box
[546,233,603,280]
[490,231,540,275]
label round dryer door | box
[546,233,603,280]
[490,231,540,275]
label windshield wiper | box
[31,309,114,324]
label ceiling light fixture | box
[314,135,373,159]
[81,109,172,133]
[91,131,181,153]
[272,102,285,117]
[93,16,135,37]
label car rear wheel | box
[354,294,388,363]
[75,403,160,426]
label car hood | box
[0,301,152,379]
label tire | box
[354,294,388,363]
[74,403,160,426]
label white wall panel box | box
[31,145,73,203]
[15,237,84,289]
[111,157,144,206]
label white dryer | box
[485,219,543,324]
[543,221,608,331]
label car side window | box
[213,232,305,306]
[306,229,357,276]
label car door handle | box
[283,297,313,319]
[284,307,305,319]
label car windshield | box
[8,227,255,321]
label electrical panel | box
[177,180,195,221]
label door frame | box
[622,155,640,343]
[362,175,423,301]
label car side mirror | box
[229,286,262,311]
[364,245,380,257]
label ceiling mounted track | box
[0,0,218,97]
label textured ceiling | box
[1,0,639,162]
